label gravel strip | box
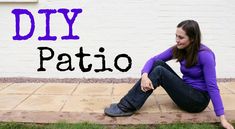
[0,77,235,83]
[0,77,139,83]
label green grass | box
[156,123,222,129]
[0,122,234,129]
[0,122,104,129]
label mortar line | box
[11,83,46,110]
[70,83,79,96]
[154,94,162,113]
[0,83,14,91]
[59,83,79,112]
[224,86,235,94]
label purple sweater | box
[141,44,224,116]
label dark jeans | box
[117,60,210,113]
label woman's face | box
[175,27,191,49]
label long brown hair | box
[173,20,201,67]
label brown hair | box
[172,20,201,67]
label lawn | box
[0,122,234,129]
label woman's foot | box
[104,103,134,117]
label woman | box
[104,20,234,129]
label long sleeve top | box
[141,44,224,116]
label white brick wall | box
[0,0,235,78]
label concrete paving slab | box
[153,86,167,95]
[111,95,123,104]
[0,82,234,125]
[208,94,235,111]
[111,95,161,113]
[157,95,183,113]
[73,83,112,96]
[0,95,29,110]
[218,83,233,94]
[62,96,112,113]
[138,95,161,113]
[221,94,235,110]
[0,83,12,90]
[35,83,77,95]
[226,85,235,94]
[0,83,43,94]
[14,95,68,111]
[112,83,133,96]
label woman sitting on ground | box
[104,20,234,129]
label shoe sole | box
[104,107,134,117]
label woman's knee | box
[153,60,167,68]
[149,66,165,88]
[151,65,164,75]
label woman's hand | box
[220,115,234,129]
[141,73,154,92]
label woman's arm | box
[200,51,234,129]
[200,50,224,116]
[141,47,173,74]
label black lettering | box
[114,54,132,72]
[56,53,75,71]
[94,47,113,72]
[75,47,92,72]
[37,47,54,71]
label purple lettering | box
[12,9,35,40]
[38,9,57,41]
[58,8,82,40]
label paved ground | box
[0,82,235,124]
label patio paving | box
[0,82,235,124]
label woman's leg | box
[117,60,183,112]
[105,60,209,116]
[147,61,210,112]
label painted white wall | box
[0,0,235,78]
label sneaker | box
[104,103,134,117]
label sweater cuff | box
[215,108,224,116]
[141,69,150,75]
